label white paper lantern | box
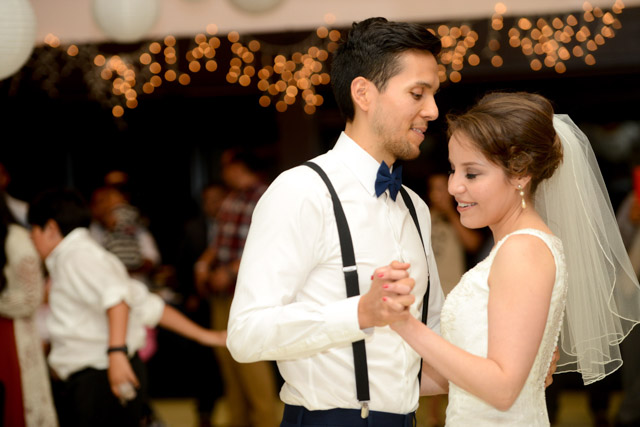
[0,0,37,81]
[92,0,160,43]
[229,0,284,14]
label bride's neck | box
[490,207,548,243]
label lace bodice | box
[0,225,58,426]
[441,229,567,426]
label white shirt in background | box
[45,228,164,380]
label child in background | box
[28,189,225,427]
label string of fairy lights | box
[20,1,629,118]
[434,0,625,82]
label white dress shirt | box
[228,132,444,414]
[45,228,165,380]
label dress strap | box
[491,229,562,274]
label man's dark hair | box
[226,149,263,173]
[330,17,441,122]
[28,189,92,236]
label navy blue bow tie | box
[375,161,403,201]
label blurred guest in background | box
[197,151,279,427]
[614,179,640,427]
[28,188,226,427]
[0,193,57,427]
[177,183,228,427]
[0,163,29,227]
[89,185,161,288]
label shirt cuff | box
[102,287,130,311]
[101,282,165,327]
[133,292,165,327]
[322,295,369,342]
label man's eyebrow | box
[415,81,440,93]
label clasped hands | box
[358,261,416,330]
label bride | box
[381,92,640,425]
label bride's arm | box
[391,234,556,410]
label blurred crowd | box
[1,143,640,427]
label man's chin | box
[398,146,421,161]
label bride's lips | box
[456,201,477,212]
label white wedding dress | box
[440,229,568,426]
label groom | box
[227,17,444,426]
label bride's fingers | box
[390,260,411,270]
[382,294,416,312]
[382,278,415,295]
[397,294,415,307]
[381,297,405,313]
[380,268,410,281]
[373,262,411,282]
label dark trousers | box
[52,354,147,427]
[281,404,416,427]
[616,325,640,424]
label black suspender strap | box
[399,187,431,386]
[303,162,370,413]
[304,162,430,415]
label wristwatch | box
[107,345,129,354]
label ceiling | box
[33,0,640,44]
[2,0,639,261]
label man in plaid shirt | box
[206,150,279,427]
[215,174,266,279]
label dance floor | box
[151,391,622,427]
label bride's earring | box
[517,184,526,209]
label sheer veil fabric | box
[535,115,640,384]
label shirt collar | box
[331,132,384,197]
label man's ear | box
[43,219,62,240]
[350,76,375,113]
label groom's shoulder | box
[260,151,334,202]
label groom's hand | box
[545,346,560,388]
[358,261,415,329]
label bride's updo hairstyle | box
[446,92,563,195]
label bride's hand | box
[379,280,416,329]
[545,346,560,388]
[358,261,415,329]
